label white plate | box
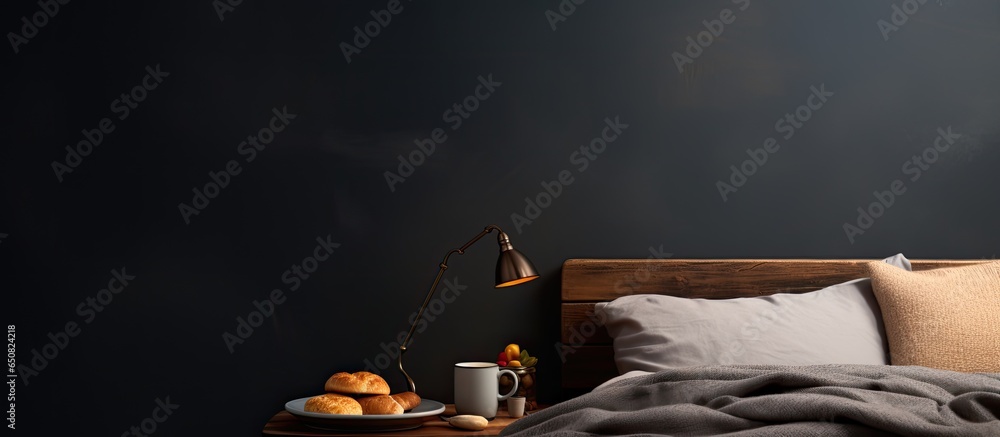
[285,397,446,431]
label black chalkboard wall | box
[3,0,998,434]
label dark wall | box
[3,0,998,434]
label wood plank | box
[561,259,985,302]
[263,405,533,436]
[561,303,611,345]
[559,345,617,390]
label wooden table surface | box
[262,404,538,436]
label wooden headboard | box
[559,258,985,395]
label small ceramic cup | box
[507,396,526,418]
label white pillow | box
[595,254,911,373]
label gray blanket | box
[500,365,1000,436]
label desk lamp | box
[397,225,539,394]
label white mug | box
[454,362,519,419]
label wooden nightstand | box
[262,404,541,436]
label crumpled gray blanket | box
[500,364,1000,436]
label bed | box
[502,257,1000,436]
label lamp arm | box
[397,225,504,394]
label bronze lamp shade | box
[495,231,539,287]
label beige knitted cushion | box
[864,260,1000,372]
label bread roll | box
[390,392,421,411]
[304,393,363,415]
[324,371,390,395]
[357,395,404,415]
